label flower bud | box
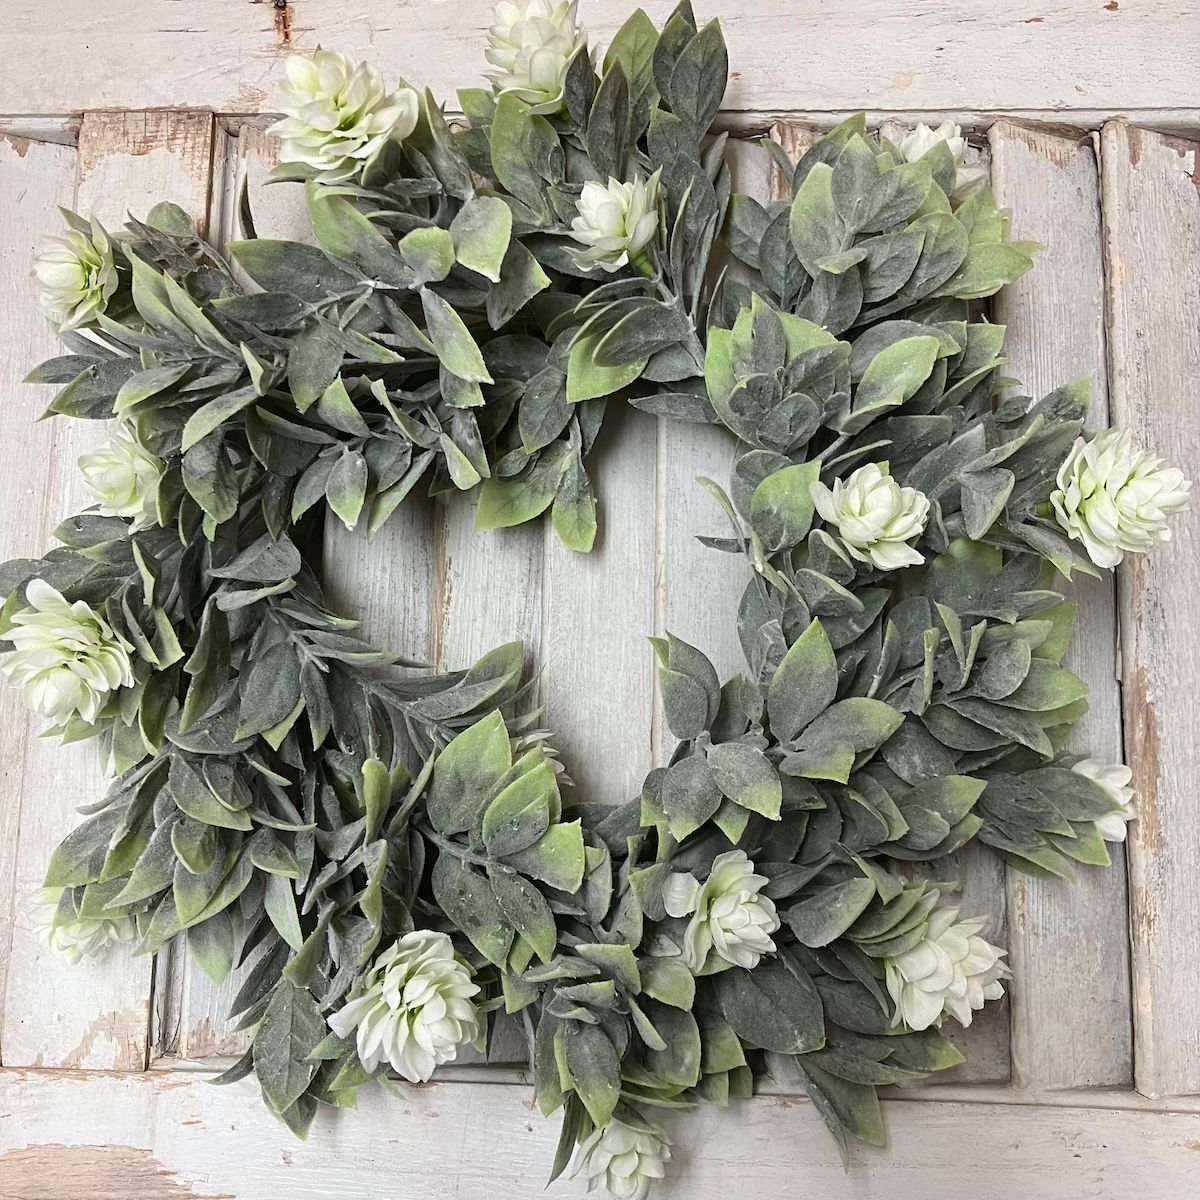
[33,887,135,964]
[571,1114,671,1200]
[269,49,419,184]
[885,905,1009,1031]
[663,849,779,973]
[896,121,988,203]
[1050,428,1191,568]
[485,0,587,115]
[34,218,118,330]
[810,462,929,571]
[1,580,134,726]
[569,172,662,274]
[78,425,164,528]
[327,930,480,1082]
[1071,757,1136,842]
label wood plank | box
[652,134,771,762]
[542,406,657,806]
[989,120,1132,1090]
[1,112,216,1071]
[1101,121,1200,1099]
[2,1069,1200,1199]
[2,2,1198,124]
[0,134,80,1064]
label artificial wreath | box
[5,3,1191,1196]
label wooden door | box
[2,4,1199,1196]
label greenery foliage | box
[2,2,1162,1190]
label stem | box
[629,251,656,279]
[415,821,515,874]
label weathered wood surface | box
[2,1070,1199,1199]
[0,133,79,1062]
[3,1,1198,126]
[0,111,216,1071]
[1101,121,1200,1099]
[989,120,1133,1091]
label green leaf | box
[398,226,455,284]
[750,460,821,552]
[431,852,514,967]
[566,330,647,403]
[489,93,561,215]
[421,288,493,383]
[640,956,695,1009]
[482,760,557,857]
[715,958,825,1053]
[264,872,304,950]
[252,982,324,1114]
[188,910,236,985]
[706,742,782,819]
[786,877,877,947]
[790,163,846,275]
[476,440,571,530]
[451,196,513,283]
[503,820,586,892]
[489,869,557,963]
[180,386,257,452]
[563,1021,620,1127]
[427,710,512,835]
[306,183,411,286]
[325,448,369,530]
[768,618,837,743]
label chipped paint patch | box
[0,1144,235,1200]
[890,70,916,91]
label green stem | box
[629,250,656,279]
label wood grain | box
[989,120,1133,1090]
[2,1069,1200,1199]
[2,2,1198,125]
[0,134,79,1063]
[1101,121,1200,1099]
[1,112,216,1072]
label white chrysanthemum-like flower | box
[33,887,136,965]
[485,0,587,115]
[810,462,930,571]
[1072,757,1136,842]
[569,172,662,274]
[78,425,164,528]
[885,906,1010,1031]
[34,220,118,330]
[572,1115,671,1200]
[896,121,989,203]
[1050,428,1191,569]
[268,50,419,184]
[663,849,780,973]
[1,580,134,725]
[327,930,480,1082]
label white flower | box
[485,0,587,115]
[569,172,662,274]
[885,906,1010,1031]
[663,849,780,973]
[1,580,134,726]
[327,929,480,1082]
[268,50,419,184]
[78,425,164,528]
[34,219,118,330]
[1050,428,1191,569]
[810,462,930,571]
[1072,757,1136,842]
[572,1115,671,1200]
[33,887,136,965]
[896,121,989,203]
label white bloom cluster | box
[269,50,419,184]
[663,849,779,973]
[572,1116,671,1200]
[1051,428,1191,568]
[34,219,118,330]
[896,121,989,203]
[1,580,134,725]
[78,425,164,527]
[33,887,136,965]
[1072,757,1136,842]
[570,173,662,274]
[810,462,930,571]
[327,930,480,1082]
[485,0,587,114]
[885,906,1009,1031]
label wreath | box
[6,3,1190,1196]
